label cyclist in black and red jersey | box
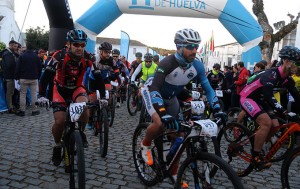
[39,29,94,166]
[240,46,300,170]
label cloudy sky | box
[15,0,300,49]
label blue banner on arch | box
[120,31,130,60]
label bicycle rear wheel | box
[175,152,244,189]
[127,90,138,116]
[132,123,161,186]
[217,122,254,177]
[281,146,300,189]
[69,131,85,189]
[98,108,109,157]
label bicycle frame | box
[153,121,217,180]
[233,122,300,163]
[266,122,300,161]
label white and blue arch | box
[74,0,263,66]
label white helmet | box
[174,28,201,44]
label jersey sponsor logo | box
[173,71,178,78]
[187,72,194,79]
[157,68,164,73]
[243,100,254,112]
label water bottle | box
[166,137,184,163]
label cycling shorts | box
[52,85,87,113]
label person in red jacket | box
[234,61,249,96]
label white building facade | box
[0,0,25,46]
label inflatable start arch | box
[43,0,263,67]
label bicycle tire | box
[127,90,138,116]
[132,123,161,186]
[108,92,116,127]
[98,108,109,157]
[175,152,244,189]
[281,146,300,189]
[69,131,85,189]
[217,122,254,177]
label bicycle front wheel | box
[108,92,116,127]
[176,152,244,189]
[127,90,138,116]
[132,123,161,186]
[281,146,300,189]
[69,131,85,189]
[98,108,109,157]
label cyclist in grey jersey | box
[140,28,225,180]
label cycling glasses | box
[184,44,199,50]
[72,42,86,48]
[113,55,119,58]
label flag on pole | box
[210,31,214,53]
[120,30,130,60]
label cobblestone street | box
[0,104,293,188]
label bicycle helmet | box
[153,55,159,62]
[279,46,300,62]
[66,29,87,42]
[135,52,142,58]
[112,49,120,55]
[99,42,112,50]
[213,63,221,70]
[144,53,153,61]
[174,28,201,45]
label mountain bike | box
[61,100,98,189]
[132,117,243,188]
[127,82,142,116]
[90,90,109,158]
[218,114,298,177]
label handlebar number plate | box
[69,102,86,122]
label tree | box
[252,0,299,66]
[25,26,49,50]
[0,42,6,52]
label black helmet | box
[144,53,153,61]
[135,52,142,58]
[66,29,87,42]
[279,46,300,62]
[153,55,159,62]
[112,49,120,55]
[174,28,201,44]
[99,42,112,50]
[213,63,221,70]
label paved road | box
[0,104,294,188]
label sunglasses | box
[113,56,119,58]
[72,42,86,48]
[184,44,199,51]
[103,50,111,54]
[145,61,152,63]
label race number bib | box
[192,91,201,100]
[191,101,205,115]
[69,102,86,122]
[194,119,218,137]
[215,90,223,97]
